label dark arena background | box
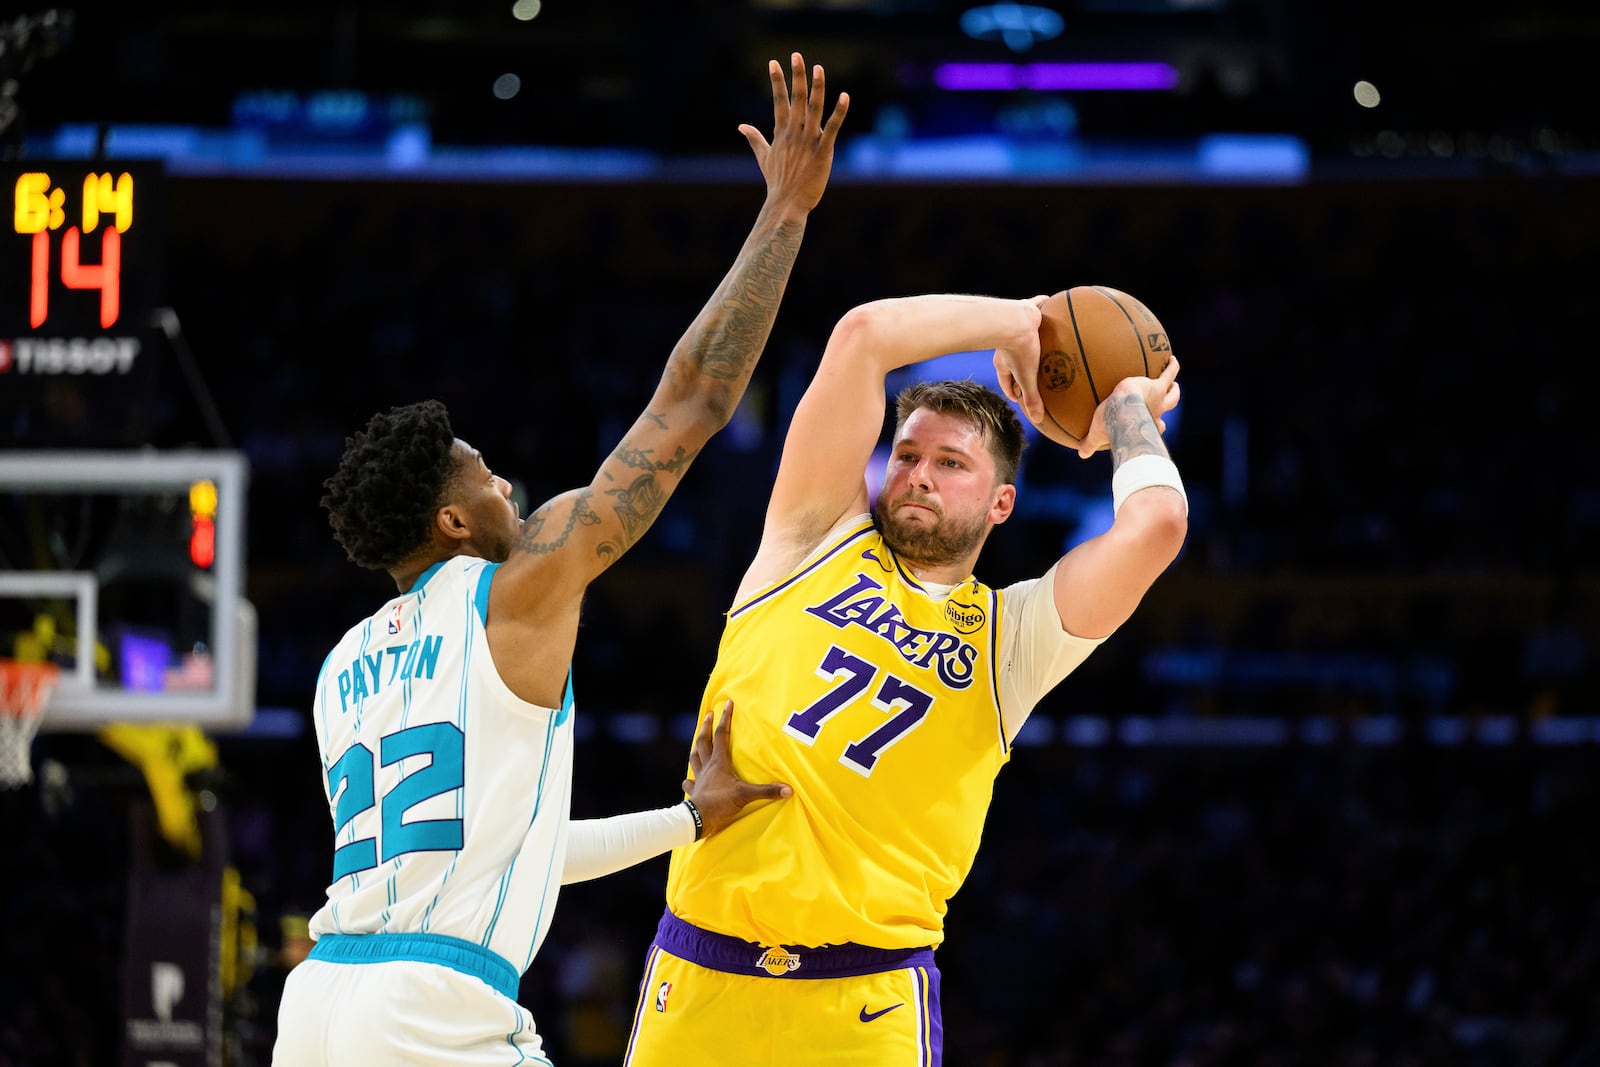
[2,2,1598,1064]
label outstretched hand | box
[739,52,850,214]
[684,702,792,839]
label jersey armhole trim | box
[730,518,877,619]
[474,561,501,627]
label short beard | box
[875,500,988,570]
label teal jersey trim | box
[556,669,573,727]
[309,932,520,999]
[409,560,446,594]
[475,562,499,627]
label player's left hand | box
[1075,355,1181,459]
[684,701,792,838]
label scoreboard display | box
[1,162,168,444]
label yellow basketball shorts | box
[623,910,942,1067]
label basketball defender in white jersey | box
[273,55,848,1066]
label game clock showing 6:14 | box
[1,161,166,372]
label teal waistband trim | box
[309,933,520,999]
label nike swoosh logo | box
[859,1003,903,1023]
[861,549,881,564]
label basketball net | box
[0,660,59,789]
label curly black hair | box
[321,400,460,571]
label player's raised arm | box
[498,54,847,605]
[1050,357,1187,639]
[739,293,1042,597]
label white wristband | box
[1111,454,1188,515]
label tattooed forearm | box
[612,441,698,477]
[683,218,806,385]
[605,472,669,551]
[514,490,601,556]
[1106,394,1170,471]
[571,211,809,572]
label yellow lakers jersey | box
[666,517,1013,950]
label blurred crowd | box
[3,169,1598,1064]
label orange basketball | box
[1034,285,1173,446]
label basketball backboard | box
[0,450,255,731]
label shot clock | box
[1,161,168,445]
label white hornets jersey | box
[307,556,574,978]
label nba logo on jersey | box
[387,602,404,635]
[654,981,672,1012]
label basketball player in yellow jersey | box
[623,293,1188,1065]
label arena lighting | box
[935,61,1180,91]
[959,4,1065,53]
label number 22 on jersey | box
[326,722,465,879]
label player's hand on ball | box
[684,701,793,838]
[992,296,1048,427]
[1075,356,1182,459]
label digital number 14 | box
[29,228,122,329]
[14,172,133,331]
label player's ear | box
[436,503,472,543]
[989,483,1016,525]
[433,453,473,542]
